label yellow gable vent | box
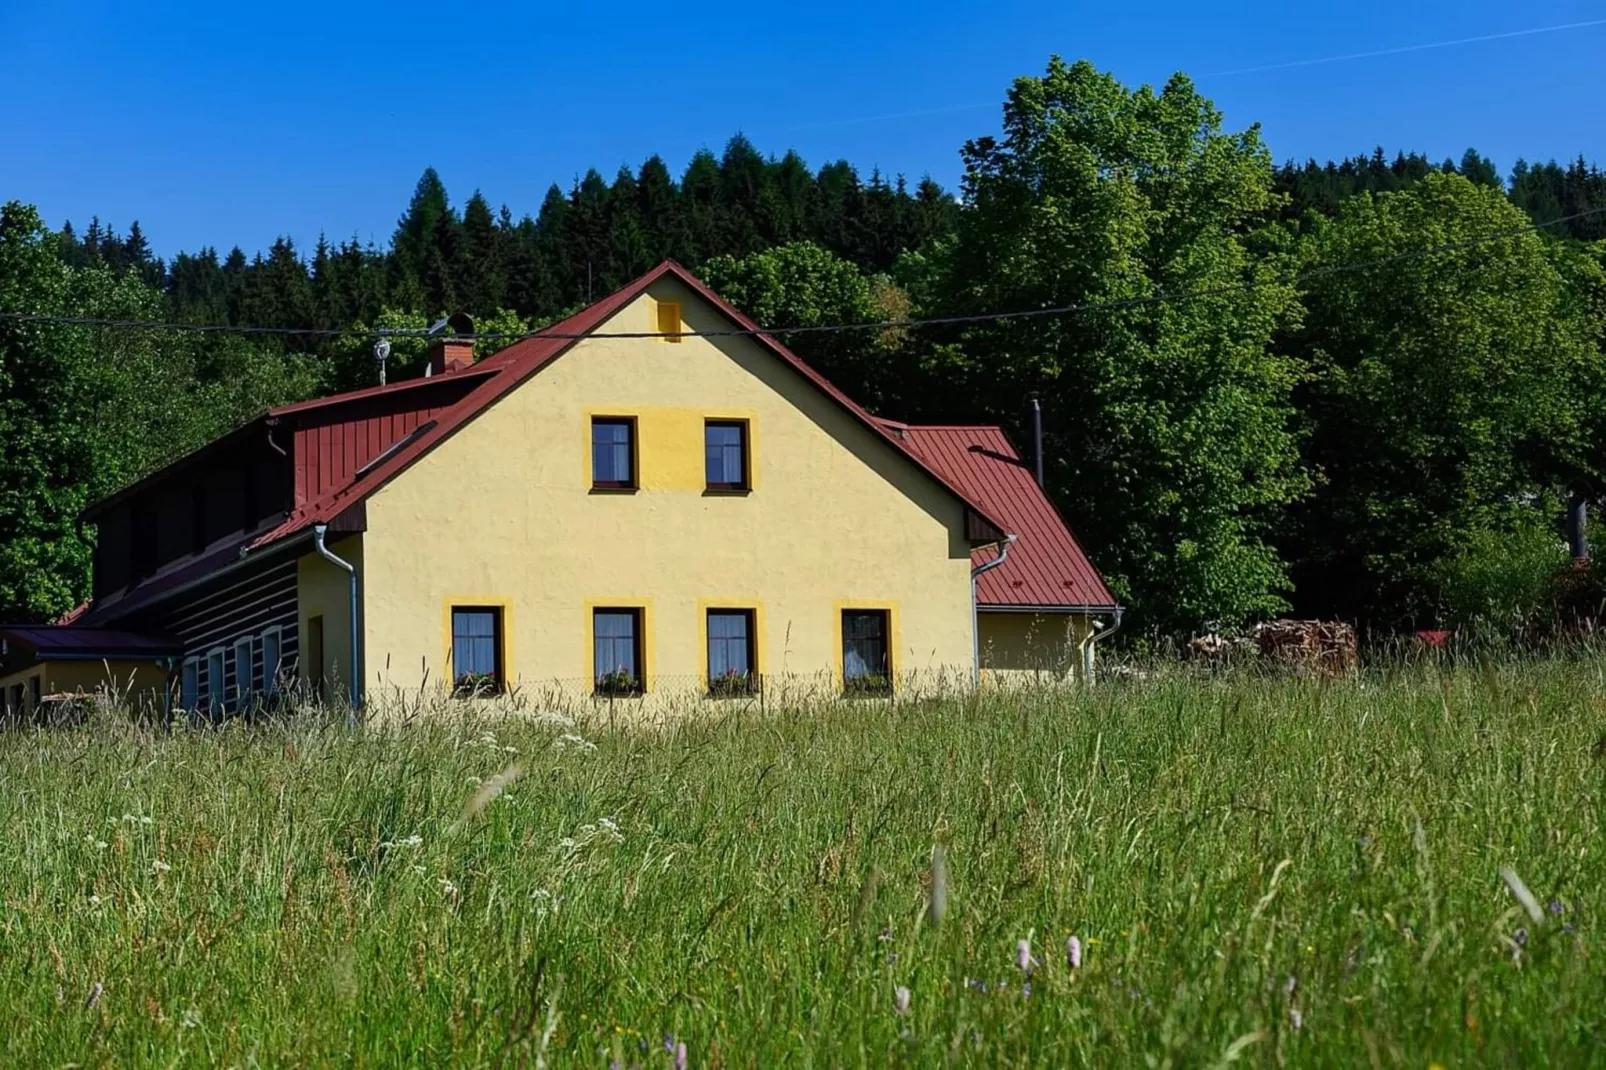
[655,299,682,343]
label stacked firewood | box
[1250,620,1358,675]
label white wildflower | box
[554,732,597,753]
[894,985,911,1015]
[152,860,171,873]
[439,877,459,897]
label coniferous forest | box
[4,58,1606,637]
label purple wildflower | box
[1022,981,1032,999]
[674,1041,687,1070]
[1066,935,1083,970]
[1016,938,1034,974]
[1548,899,1566,916]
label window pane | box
[843,612,888,681]
[206,651,225,708]
[452,610,499,682]
[708,611,750,678]
[592,421,633,484]
[235,642,252,696]
[705,423,745,485]
[262,630,281,693]
[181,661,199,710]
[594,611,637,679]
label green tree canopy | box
[1286,173,1604,627]
[910,57,1309,632]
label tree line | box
[4,56,1604,638]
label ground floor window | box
[180,658,199,711]
[262,626,282,693]
[707,609,758,696]
[451,607,505,696]
[234,637,254,704]
[594,608,644,695]
[205,648,226,713]
[842,609,892,695]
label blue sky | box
[4,0,1602,259]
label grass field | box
[2,659,1603,1067]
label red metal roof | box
[2,625,181,660]
[248,260,1011,551]
[895,425,1118,609]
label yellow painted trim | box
[441,597,515,690]
[585,597,656,692]
[832,600,901,689]
[696,598,767,692]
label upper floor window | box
[705,421,749,491]
[592,418,637,489]
[451,607,504,696]
[656,300,682,343]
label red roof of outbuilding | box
[1,625,182,660]
[894,424,1118,610]
[247,260,1011,551]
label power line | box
[2,204,1603,344]
[1202,18,1606,78]
[786,19,1606,130]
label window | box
[656,299,682,343]
[307,616,325,693]
[842,610,891,695]
[591,418,637,489]
[205,648,226,713]
[180,658,199,711]
[707,609,757,696]
[234,637,254,703]
[451,607,504,695]
[704,421,749,491]
[593,608,644,695]
[6,684,21,716]
[261,626,282,694]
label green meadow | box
[2,660,1601,1066]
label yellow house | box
[0,262,1119,719]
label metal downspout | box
[1081,607,1125,684]
[970,534,1017,686]
[313,524,361,721]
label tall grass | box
[2,659,1602,1066]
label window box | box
[708,669,761,698]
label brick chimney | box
[427,336,474,376]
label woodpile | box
[1250,620,1358,675]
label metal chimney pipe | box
[1568,494,1589,561]
[1030,397,1044,487]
